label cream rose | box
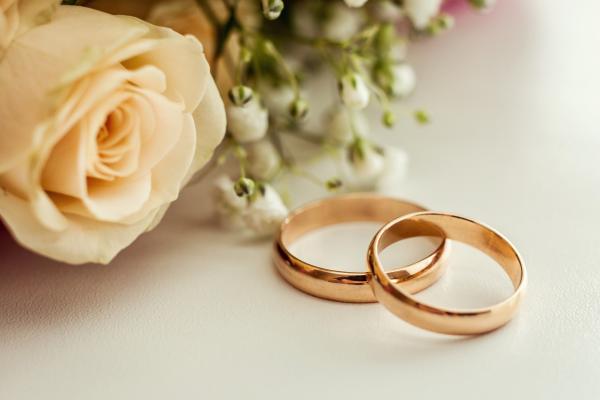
[0,5,226,264]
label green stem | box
[261,38,301,97]
[288,167,325,188]
[232,142,247,177]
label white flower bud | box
[342,140,385,189]
[390,63,416,98]
[323,3,365,41]
[404,0,443,30]
[234,177,256,197]
[228,85,254,106]
[427,14,454,35]
[261,83,295,115]
[325,107,369,145]
[214,176,248,230]
[414,109,430,124]
[227,97,269,143]
[247,140,281,180]
[382,110,395,127]
[289,97,309,120]
[351,146,385,183]
[339,73,370,110]
[370,1,404,21]
[344,0,368,7]
[214,176,247,211]
[262,0,284,20]
[243,184,288,236]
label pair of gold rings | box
[272,193,527,335]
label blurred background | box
[1,1,599,399]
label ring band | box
[367,212,527,334]
[273,193,449,303]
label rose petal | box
[187,77,226,181]
[42,89,132,197]
[54,66,165,141]
[0,0,18,50]
[134,80,227,228]
[0,189,159,264]
[52,173,152,222]
[119,111,196,224]
[14,0,59,36]
[2,65,168,230]
[90,104,141,179]
[0,5,149,173]
[129,87,184,175]
[148,112,196,200]
[122,33,209,112]
[1,0,58,55]
[41,120,87,198]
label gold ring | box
[367,211,527,334]
[273,193,449,303]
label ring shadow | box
[268,255,501,359]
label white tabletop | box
[2,1,600,398]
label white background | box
[2,0,600,398]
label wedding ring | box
[367,212,527,335]
[273,193,449,303]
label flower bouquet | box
[0,0,492,264]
